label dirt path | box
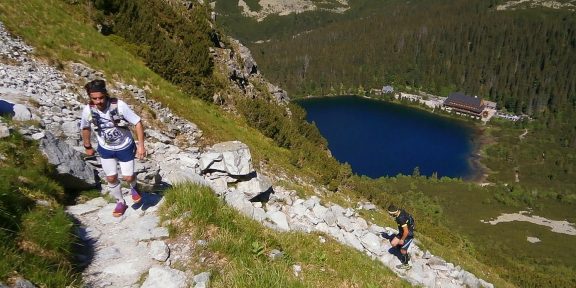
[519,128,528,140]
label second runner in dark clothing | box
[388,204,415,270]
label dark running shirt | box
[395,209,415,238]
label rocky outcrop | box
[200,140,273,200]
[199,141,253,175]
[211,38,289,104]
[39,131,97,190]
[238,0,351,22]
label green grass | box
[160,183,409,287]
[482,118,576,200]
[0,132,80,287]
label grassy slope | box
[161,183,408,287]
[0,0,407,286]
[0,132,80,287]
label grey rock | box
[268,249,284,260]
[236,172,271,199]
[360,233,385,255]
[459,270,481,288]
[336,216,355,232]
[193,272,211,288]
[199,141,253,175]
[13,277,36,288]
[323,210,337,227]
[312,204,328,219]
[60,120,79,138]
[292,264,302,277]
[142,266,188,288]
[147,129,172,144]
[39,131,96,189]
[344,231,364,250]
[267,210,290,231]
[149,240,170,262]
[0,123,9,138]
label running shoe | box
[112,202,128,217]
[131,187,142,204]
[396,263,412,270]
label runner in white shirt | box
[80,79,146,217]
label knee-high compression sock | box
[108,181,124,204]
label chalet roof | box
[444,92,485,115]
[445,92,482,108]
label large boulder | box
[236,172,272,199]
[39,131,96,189]
[199,141,253,176]
[141,266,188,288]
[13,103,32,121]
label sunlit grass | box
[161,183,409,287]
[0,133,79,286]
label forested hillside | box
[216,0,576,195]
[90,0,215,101]
[235,0,576,118]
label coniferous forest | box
[91,0,215,101]
[221,0,576,117]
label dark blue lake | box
[297,95,477,179]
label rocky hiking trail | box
[1,21,494,287]
[66,190,192,287]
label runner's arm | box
[400,224,409,242]
[81,127,95,155]
[134,121,146,159]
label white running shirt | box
[80,99,141,151]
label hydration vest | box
[88,98,128,130]
[408,213,416,231]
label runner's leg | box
[100,157,124,204]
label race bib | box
[102,127,124,145]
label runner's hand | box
[136,145,146,160]
[85,147,95,156]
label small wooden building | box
[443,92,485,117]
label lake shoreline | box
[465,127,492,184]
[296,94,492,183]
